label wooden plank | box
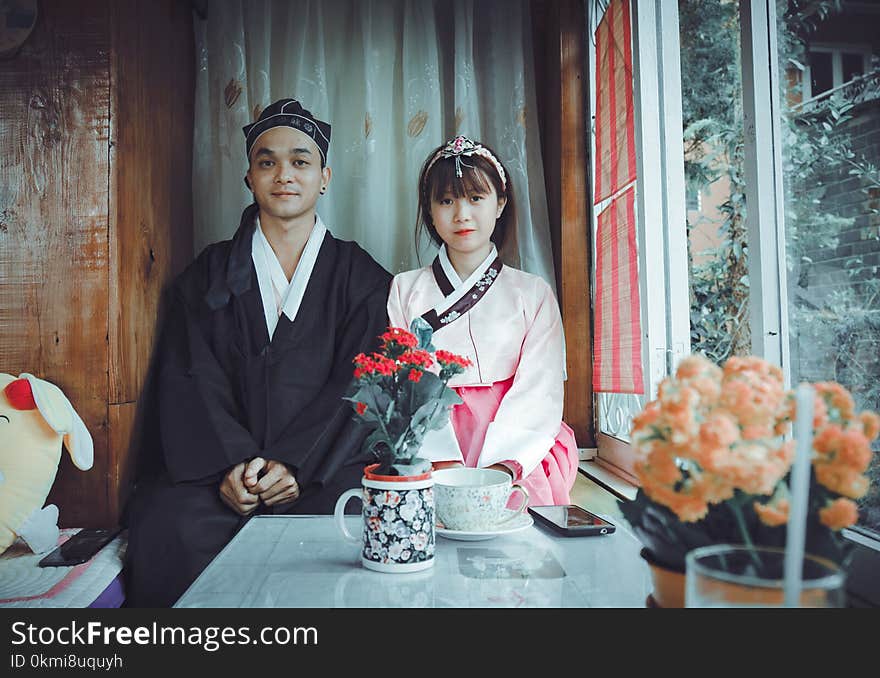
[558,0,595,447]
[0,0,112,528]
[108,401,136,522]
[531,0,595,446]
[107,0,194,516]
[109,0,194,406]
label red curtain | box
[593,186,644,394]
[593,0,636,203]
[593,0,643,394]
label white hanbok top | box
[251,214,327,339]
[387,246,567,479]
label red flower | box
[399,349,434,368]
[348,327,481,476]
[353,351,399,378]
[372,353,398,376]
[435,349,472,369]
[353,353,378,378]
[380,327,418,349]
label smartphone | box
[528,505,616,537]
[38,527,122,567]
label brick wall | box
[793,97,880,413]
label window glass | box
[808,50,833,96]
[778,6,880,534]
[679,0,751,366]
[841,52,864,83]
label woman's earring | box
[320,186,326,194]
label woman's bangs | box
[428,158,494,202]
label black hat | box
[242,98,331,164]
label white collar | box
[251,214,327,338]
[432,244,498,315]
[438,244,463,287]
[255,222,292,292]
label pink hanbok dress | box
[387,245,579,506]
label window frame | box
[590,0,880,557]
[740,0,790,373]
[592,0,795,474]
[803,43,873,100]
[590,0,689,476]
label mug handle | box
[496,483,530,527]
[334,488,363,543]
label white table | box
[175,514,653,608]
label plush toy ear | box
[4,378,37,410]
[21,374,69,432]
[20,373,94,471]
[64,409,94,471]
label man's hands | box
[243,457,301,507]
[219,458,301,516]
[219,462,260,516]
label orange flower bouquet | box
[619,353,879,572]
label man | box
[124,99,392,607]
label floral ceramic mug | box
[432,467,529,532]
[333,465,435,573]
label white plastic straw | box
[785,383,814,607]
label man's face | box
[246,126,330,225]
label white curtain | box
[193,0,555,288]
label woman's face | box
[429,170,506,261]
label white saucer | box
[436,510,534,541]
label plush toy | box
[0,373,93,555]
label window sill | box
[578,459,637,502]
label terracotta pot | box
[640,548,685,608]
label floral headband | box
[423,135,507,191]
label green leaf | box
[407,370,445,403]
[409,317,436,352]
[343,398,380,424]
[410,400,447,432]
[363,428,392,455]
[346,383,391,413]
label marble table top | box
[175,514,652,608]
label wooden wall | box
[108,0,194,522]
[532,0,595,447]
[0,0,193,527]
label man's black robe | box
[123,205,391,607]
